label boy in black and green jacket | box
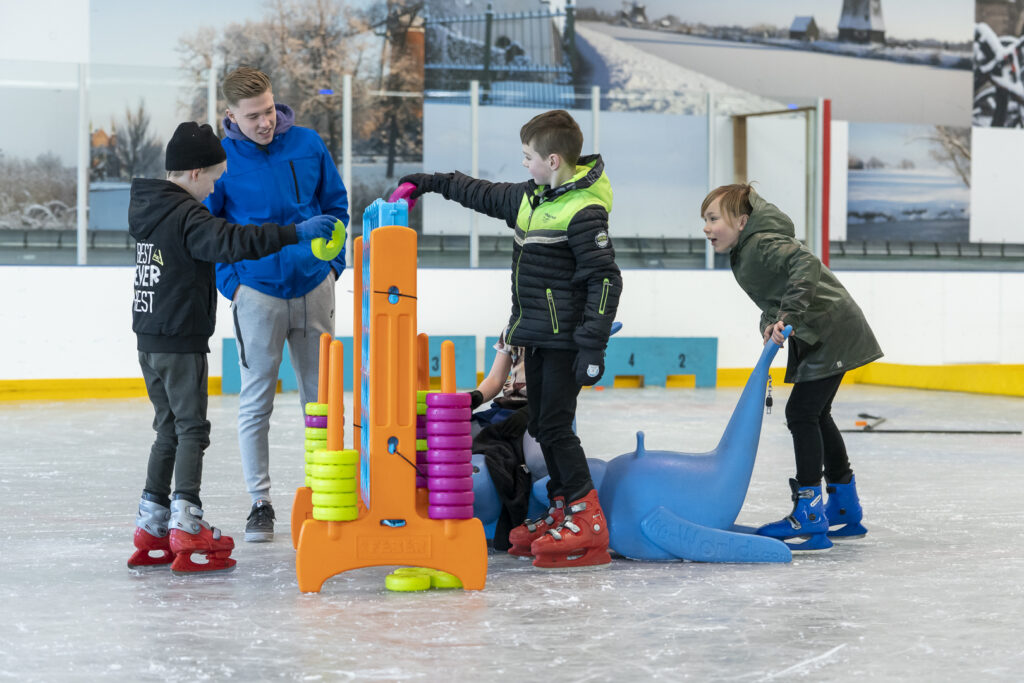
[401,110,622,569]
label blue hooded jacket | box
[206,103,349,300]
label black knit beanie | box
[165,122,226,171]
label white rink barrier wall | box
[1,266,1023,396]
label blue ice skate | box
[757,478,833,551]
[824,475,868,539]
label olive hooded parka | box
[729,188,882,383]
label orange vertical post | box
[327,340,344,451]
[416,333,430,391]
[440,340,456,393]
[352,236,363,456]
[317,333,331,404]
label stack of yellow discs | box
[309,449,359,521]
[303,403,329,487]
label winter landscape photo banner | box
[573,0,973,125]
[846,122,971,243]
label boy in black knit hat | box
[127,121,337,574]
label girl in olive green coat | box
[702,184,883,551]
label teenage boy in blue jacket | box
[205,66,350,542]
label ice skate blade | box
[783,535,833,552]
[244,531,274,543]
[531,561,612,572]
[127,550,173,570]
[171,563,237,576]
[532,548,612,570]
[827,523,868,539]
[507,546,533,559]
[127,561,171,572]
[170,552,238,574]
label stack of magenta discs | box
[415,390,432,488]
[424,391,474,519]
[309,449,359,521]
[304,402,329,487]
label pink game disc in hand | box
[388,182,418,210]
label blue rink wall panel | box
[485,336,718,388]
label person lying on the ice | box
[468,325,528,436]
[400,109,622,569]
[127,122,336,574]
[702,183,882,551]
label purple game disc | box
[427,476,473,492]
[424,449,472,464]
[425,463,474,478]
[416,475,428,488]
[305,415,328,428]
[425,406,471,422]
[427,434,472,450]
[428,505,474,519]
[428,490,474,506]
[426,393,471,408]
[427,421,471,436]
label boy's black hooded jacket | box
[129,178,298,353]
[414,154,621,352]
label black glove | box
[469,389,484,410]
[573,348,604,386]
[397,173,433,199]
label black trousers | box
[785,372,852,487]
[524,347,594,503]
[139,351,211,507]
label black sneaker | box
[245,500,275,542]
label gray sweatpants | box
[139,351,211,507]
[231,274,335,505]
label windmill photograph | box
[573,0,973,124]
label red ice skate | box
[168,500,236,574]
[530,489,611,569]
[127,498,173,569]
[508,497,565,557]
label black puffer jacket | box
[419,155,621,351]
[129,178,297,353]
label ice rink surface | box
[1,385,1022,681]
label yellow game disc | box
[310,220,346,261]
[417,402,427,415]
[393,567,428,576]
[429,571,463,589]
[312,505,358,521]
[416,439,428,451]
[304,439,327,452]
[308,463,357,479]
[311,491,358,507]
[305,427,328,440]
[305,402,329,416]
[309,449,359,466]
[385,572,431,592]
[309,477,356,493]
